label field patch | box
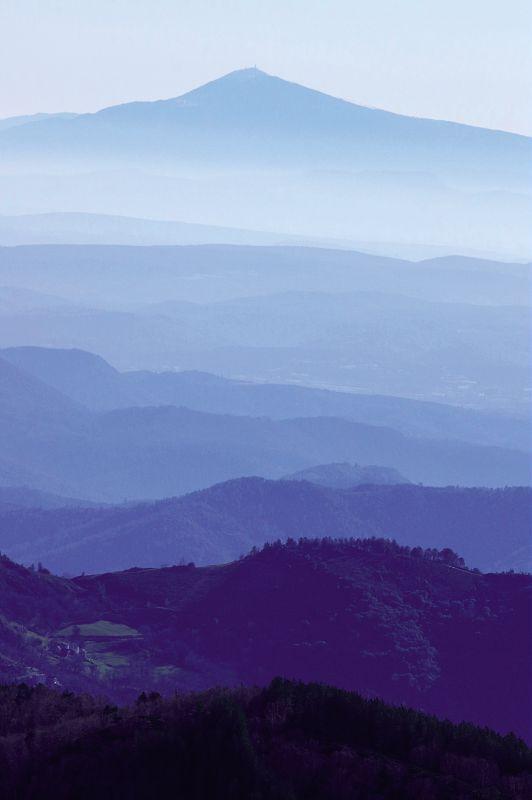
[56,620,141,639]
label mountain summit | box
[144,66,369,119]
[1,67,527,168]
[0,68,529,250]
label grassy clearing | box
[56,620,140,639]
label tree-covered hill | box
[0,678,530,799]
[1,479,529,574]
[0,538,530,740]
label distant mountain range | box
[0,212,526,262]
[1,477,529,575]
[0,353,529,503]
[0,69,529,253]
[1,244,528,308]
[1,69,527,179]
[0,246,529,413]
[0,538,530,739]
[2,345,528,449]
[1,67,530,783]
[0,212,309,249]
[0,112,77,132]
[0,485,99,510]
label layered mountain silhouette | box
[0,212,525,262]
[1,68,528,178]
[0,246,530,413]
[1,62,530,795]
[2,245,528,308]
[1,69,529,252]
[2,345,528,449]
[0,111,77,132]
[0,354,529,502]
[1,477,529,575]
[0,485,99,510]
[0,212,307,248]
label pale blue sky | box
[1,0,530,134]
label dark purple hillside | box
[75,538,531,739]
[0,539,528,740]
[1,678,531,799]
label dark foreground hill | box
[1,479,529,574]
[0,539,530,740]
[1,679,531,800]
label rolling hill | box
[283,462,410,488]
[0,111,77,132]
[1,678,531,799]
[0,257,529,411]
[0,211,308,248]
[4,399,531,501]
[0,355,529,501]
[0,243,528,308]
[0,538,530,740]
[0,486,100,510]
[2,345,529,450]
[1,478,529,575]
[0,211,525,262]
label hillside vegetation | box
[0,538,529,740]
[1,479,529,574]
[0,678,531,799]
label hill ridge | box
[1,477,529,575]
[0,537,530,740]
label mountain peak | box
[200,66,271,84]
[189,66,275,93]
[166,66,353,119]
[223,66,268,79]
[173,66,291,104]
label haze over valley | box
[1,32,531,795]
